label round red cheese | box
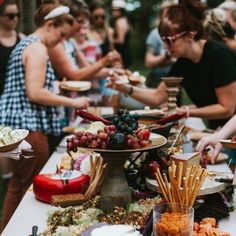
[33,172,90,203]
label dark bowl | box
[150,122,175,138]
[102,114,173,138]
[102,114,163,124]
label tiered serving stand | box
[87,134,167,212]
[161,77,183,114]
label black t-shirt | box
[168,40,236,129]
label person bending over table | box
[107,0,236,131]
[204,8,236,53]
[48,0,121,82]
[0,1,90,231]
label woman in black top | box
[108,0,236,130]
[111,0,132,68]
[0,0,22,95]
[0,0,23,199]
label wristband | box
[125,85,133,97]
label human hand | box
[196,134,222,164]
[176,106,189,118]
[106,75,130,94]
[72,97,90,109]
[104,51,122,67]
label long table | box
[2,117,236,235]
[1,149,236,236]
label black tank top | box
[113,17,132,68]
[0,34,21,95]
[100,35,111,56]
[114,30,132,68]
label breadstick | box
[177,162,183,188]
[89,155,94,185]
[163,173,173,204]
[155,172,169,202]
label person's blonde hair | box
[204,8,235,42]
[35,0,73,27]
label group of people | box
[1,0,236,232]
[108,0,236,166]
[0,0,132,230]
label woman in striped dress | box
[0,1,90,229]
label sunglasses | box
[161,31,187,46]
[93,14,105,20]
[2,12,20,20]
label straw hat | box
[112,0,126,9]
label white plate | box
[61,81,91,91]
[146,170,233,196]
[59,133,167,152]
[220,139,236,149]
[0,129,29,152]
[206,152,228,164]
[130,109,164,116]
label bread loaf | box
[51,193,85,207]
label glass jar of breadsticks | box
[153,203,194,236]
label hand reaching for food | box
[72,97,90,109]
[196,134,222,164]
[106,68,145,94]
[103,50,122,67]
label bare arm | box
[179,82,236,119]
[76,46,111,79]
[49,42,120,81]
[145,47,169,68]
[107,80,168,106]
[23,43,89,109]
[75,46,90,68]
[196,115,236,163]
[114,18,128,44]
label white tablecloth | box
[2,150,236,236]
[2,116,236,235]
[1,151,62,236]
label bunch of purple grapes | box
[66,125,117,152]
[111,109,140,134]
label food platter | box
[146,171,233,196]
[220,139,236,149]
[59,133,167,150]
[129,109,164,117]
[0,129,29,152]
[59,133,167,153]
[84,133,167,154]
[60,81,91,92]
[206,152,228,164]
[187,131,210,141]
[65,133,166,212]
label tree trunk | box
[17,0,37,35]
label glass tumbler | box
[153,203,194,236]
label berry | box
[112,117,119,124]
[117,109,125,116]
[80,136,87,144]
[66,137,72,143]
[67,142,74,151]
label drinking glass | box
[153,203,194,236]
